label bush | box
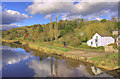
[70,37,82,46]
[100,19,107,23]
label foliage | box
[70,37,82,46]
[2,17,118,50]
[100,19,107,23]
[64,25,74,33]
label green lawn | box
[90,53,120,69]
[38,43,73,52]
[68,44,104,51]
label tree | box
[64,25,74,33]
[54,15,58,39]
[60,30,65,36]
[50,16,53,41]
[100,19,107,23]
[38,26,43,33]
[116,21,120,29]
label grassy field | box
[68,44,104,51]
[20,39,104,52]
[37,43,73,52]
[90,53,120,70]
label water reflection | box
[27,56,112,77]
[2,46,32,65]
[1,43,119,77]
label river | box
[1,43,120,78]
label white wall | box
[87,33,115,47]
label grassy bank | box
[89,53,120,70]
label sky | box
[0,0,119,30]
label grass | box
[3,39,104,52]
[38,43,73,52]
[22,40,73,52]
[36,41,104,52]
[68,44,104,51]
[90,53,120,70]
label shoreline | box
[2,39,120,71]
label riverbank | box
[2,39,120,71]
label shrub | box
[70,37,82,46]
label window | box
[91,42,93,45]
[95,39,98,42]
[96,36,98,39]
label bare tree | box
[50,16,53,41]
[55,15,58,39]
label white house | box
[87,33,115,47]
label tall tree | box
[55,15,58,39]
[50,16,53,41]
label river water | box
[1,43,120,78]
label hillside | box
[2,18,119,49]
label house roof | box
[95,33,110,37]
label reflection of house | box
[87,33,114,47]
[91,66,103,75]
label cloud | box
[26,1,73,15]
[95,18,102,21]
[2,9,31,24]
[80,0,119,2]
[2,46,32,65]
[0,24,21,30]
[26,1,118,20]
[27,59,51,77]
[44,14,52,19]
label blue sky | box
[2,2,51,26]
[1,1,118,30]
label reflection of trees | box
[2,42,31,53]
[55,57,58,77]
[50,57,58,77]
[51,56,53,76]
[32,50,47,61]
